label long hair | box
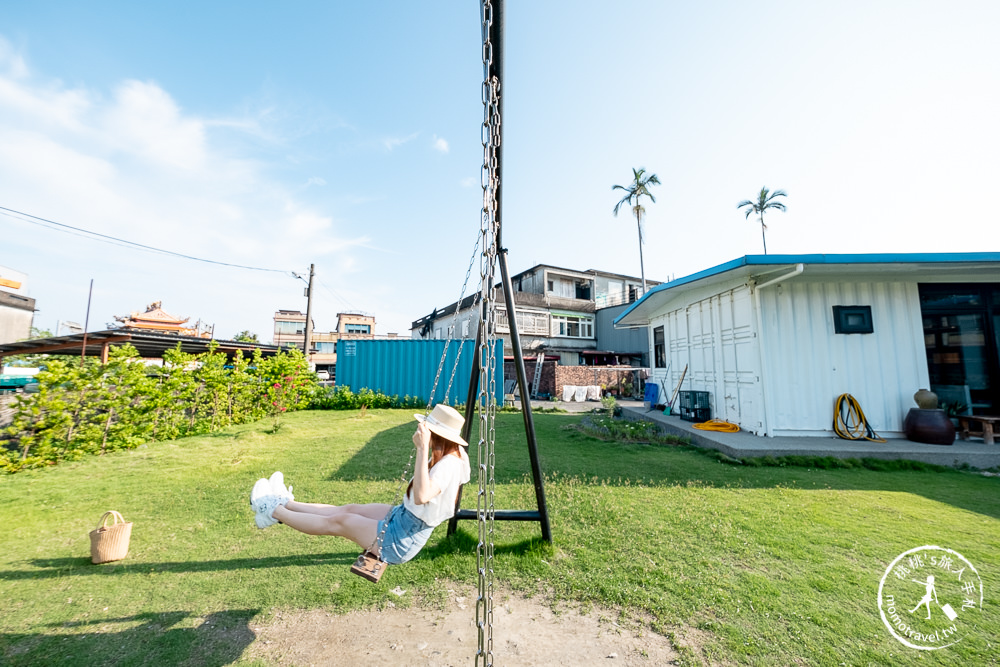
[407,431,464,497]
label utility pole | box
[303,263,315,366]
[80,279,93,368]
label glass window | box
[345,323,370,334]
[315,342,336,353]
[919,288,982,308]
[654,326,666,368]
[275,321,304,335]
[551,315,593,338]
[924,312,991,409]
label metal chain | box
[476,1,499,663]
[365,232,483,558]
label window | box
[275,320,304,335]
[344,323,371,334]
[832,306,874,334]
[462,320,471,337]
[315,342,336,353]
[919,283,1000,412]
[654,326,666,368]
[551,314,593,338]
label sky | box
[1,1,998,342]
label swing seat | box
[350,550,387,583]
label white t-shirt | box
[403,451,471,527]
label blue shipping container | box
[335,339,504,406]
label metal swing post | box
[498,248,551,542]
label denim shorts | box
[376,504,434,565]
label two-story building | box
[412,265,654,364]
[410,265,660,398]
[273,310,378,377]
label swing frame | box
[446,0,551,544]
[350,0,549,592]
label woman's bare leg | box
[283,501,392,521]
[272,504,381,554]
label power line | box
[317,277,365,314]
[0,205,293,274]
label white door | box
[719,287,763,433]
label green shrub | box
[579,415,689,446]
[1,343,315,473]
[710,451,950,473]
[308,385,427,411]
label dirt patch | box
[245,587,681,666]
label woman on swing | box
[249,404,471,565]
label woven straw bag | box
[89,511,133,564]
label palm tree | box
[612,167,661,293]
[737,187,787,254]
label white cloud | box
[0,37,372,340]
[102,80,207,170]
[382,131,419,151]
[432,134,449,153]
[0,36,28,79]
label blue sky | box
[1,2,998,341]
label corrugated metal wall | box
[335,339,504,405]
[652,285,764,433]
[759,280,927,436]
[595,303,649,362]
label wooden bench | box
[957,416,1000,445]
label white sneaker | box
[268,471,294,503]
[251,494,286,529]
[250,478,271,506]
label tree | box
[737,187,787,254]
[613,167,661,294]
[233,330,259,343]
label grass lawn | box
[1,409,998,665]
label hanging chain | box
[476,1,499,664]
[365,230,483,559]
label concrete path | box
[613,401,1000,470]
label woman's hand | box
[413,422,431,457]
[409,422,440,505]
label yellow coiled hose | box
[833,393,886,443]
[693,419,741,433]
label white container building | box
[614,253,1000,438]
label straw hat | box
[414,404,468,447]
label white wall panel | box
[759,280,927,436]
[649,285,764,433]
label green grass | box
[1,409,998,665]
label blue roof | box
[614,252,1000,326]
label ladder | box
[531,352,544,398]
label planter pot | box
[913,388,939,410]
[903,408,955,445]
